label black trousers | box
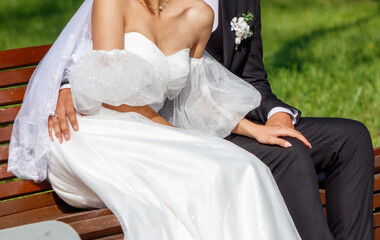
[225,117,374,240]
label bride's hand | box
[253,124,312,148]
[48,88,78,143]
[233,118,312,148]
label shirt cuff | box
[60,83,71,90]
[267,107,298,125]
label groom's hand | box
[266,112,294,129]
[48,88,78,143]
[265,112,311,148]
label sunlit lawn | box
[261,0,380,146]
[0,0,379,146]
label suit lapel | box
[219,0,237,67]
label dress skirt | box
[48,108,301,240]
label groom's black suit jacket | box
[205,2,374,239]
[206,0,301,124]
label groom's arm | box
[241,0,301,125]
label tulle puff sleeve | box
[162,52,261,138]
[70,49,166,115]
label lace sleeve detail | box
[8,0,95,182]
[162,52,261,138]
[70,49,166,115]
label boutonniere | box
[230,11,255,50]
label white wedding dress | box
[47,32,301,240]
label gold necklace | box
[136,0,169,11]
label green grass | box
[0,0,379,146]
[0,0,82,49]
[261,0,380,147]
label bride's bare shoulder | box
[92,0,126,50]
[92,0,126,27]
[185,0,214,31]
[92,0,126,14]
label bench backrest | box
[0,45,52,202]
[0,46,89,232]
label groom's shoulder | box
[185,0,214,28]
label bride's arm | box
[188,3,311,148]
[188,3,214,59]
[92,0,173,127]
[232,119,311,148]
[102,104,173,127]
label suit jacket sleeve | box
[241,0,301,124]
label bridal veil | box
[8,0,94,182]
[7,0,257,182]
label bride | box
[8,0,308,239]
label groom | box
[55,0,374,239]
[204,0,374,239]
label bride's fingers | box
[278,128,312,148]
[48,117,53,141]
[270,137,292,148]
[52,117,63,144]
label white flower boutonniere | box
[230,11,255,50]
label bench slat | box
[376,227,380,240]
[0,179,51,200]
[69,214,122,240]
[320,189,326,205]
[0,106,20,125]
[0,126,13,144]
[376,154,380,174]
[376,174,380,192]
[0,163,14,181]
[57,208,113,224]
[0,45,51,71]
[375,193,380,209]
[94,234,124,240]
[0,86,26,107]
[0,192,58,217]
[376,148,380,156]
[375,212,380,228]
[0,67,35,88]
[0,144,9,163]
[0,204,80,230]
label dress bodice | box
[68,32,261,137]
[124,32,190,101]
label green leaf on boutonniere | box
[231,11,255,50]
[241,11,255,23]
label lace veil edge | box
[8,0,94,182]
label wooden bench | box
[0,45,379,239]
[0,45,123,239]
